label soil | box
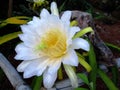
[95,20,120,57]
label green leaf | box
[4,16,30,24]
[89,82,94,90]
[106,43,120,52]
[0,31,21,45]
[0,16,30,28]
[73,27,94,39]
[77,73,89,85]
[70,20,78,26]
[75,87,89,90]
[111,66,118,85]
[63,64,78,88]
[88,40,97,90]
[77,53,92,72]
[0,22,7,28]
[97,69,118,90]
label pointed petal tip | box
[72,38,90,51]
[62,50,79,66]
[50,2,59,16]
[43,70,57,88]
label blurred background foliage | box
[0,0,120,19]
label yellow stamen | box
[37,29,67,58]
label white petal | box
[27,16,41,29]
[29,16,40,24]
[20,25,35,35]
[43,70,57,88]
[62,49,78,66]
[72,38,90,51]
[61,11,71,29]
[23,66,38,78]
[67,26,80,45]
[24,59,47,78]
[50,2,59,16]
[17,61,30,72]
[69,27,80,38]
[47,59,61,74]
[14,43,39,60]
[22,58,48,78]
[18,34,38,47]
[61,11,71,23]
[20,25,40,46]
[40,9,50,19]
[37,59,49,76]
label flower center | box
[37,29,67,58]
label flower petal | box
[40,9,50,19]
[17,57,49,78]
[27,16,41,28]
[62,49,78,66]
[47,59,61,74]
[69,26,80,39]
[14,43,40,60]
[61,11,71,24]
[36,59,49,76]
[72,38,90,51]
[50,2,59,16]
[23,59,48,78]
[18,34,38,47]
[67,26,80,45]
[20,25,35,35]
[43,69,57,88]
[61,11,71,31]
[17,61,30,72]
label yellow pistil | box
[37,29,67,58]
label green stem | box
[31,76,43,90]
[58,66,63,80]
[97,69,118,90]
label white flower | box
[15,2,89,88]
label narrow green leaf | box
[75,87,89,90]
[63,64,78,88]
[73,27,94,39]
[111,66,118,85]
[88,40,97,90]
[97,69,118,90]
[77,53,92,72]
[0,16,30,28]
[59,0,67,12]
[77,73,89,85]
[89,82,93,90]
[0,22,7,28]
[106,43,120,52]
[4,16,30,24]
[32,76,43,90]
[0,31,21,45]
